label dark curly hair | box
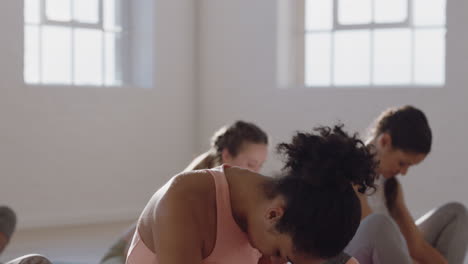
[371,105,432,154]
[268,124,377,258]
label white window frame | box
[41,0,105,29]
[296,0,446,88]
[332,0,412,30]
[24,0,129,87]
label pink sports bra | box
[126,165,262,264]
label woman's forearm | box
[411,242,447,264]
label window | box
[24,0,126,86]
[302,0,446,87]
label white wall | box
[1,0,466,230]
[197,0,468,218]
[0,0,196,229]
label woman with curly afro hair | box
[126,124,376,264]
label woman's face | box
[245,198,324,264]
[375,133,427,179]
[222,142,268,172]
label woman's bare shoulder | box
[150,170,216,218]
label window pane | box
[414,29,445,85]
[374,0,407,23]
[305,33,331,86]
[338,0,372,25]
[334,30,371,85]
[105,33,123,86]
[73,0,99,23]
[24,25,40,83]
[305,0,333,31]
[373,29,411,85]
[42,26,71,84]
[104,0,122,30]
[413,0,446,26]
[46,0,71,22]
[74,29,103,85]
[25,0,40,24]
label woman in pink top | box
[101,121,269,264]
[127,125,376,264]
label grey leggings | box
[0,206,16,255]
[344,202,468,264]
[0,206,16,240]
[417,202,468,264]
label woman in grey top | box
[344,106,468,264]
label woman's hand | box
[384,177,404,214]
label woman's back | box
[137,170,217,257]
[128,166,262,264]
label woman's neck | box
[225,168,271,232]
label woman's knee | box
[346,214,411,263]
[0,206,17,238]
[0,206,16,222]
[362,214,397,233]
[440,202,467,221]
[362,214,407,243]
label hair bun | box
[277,124,377,193]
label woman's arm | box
[388,179,447,264]
[353,185,373,220]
